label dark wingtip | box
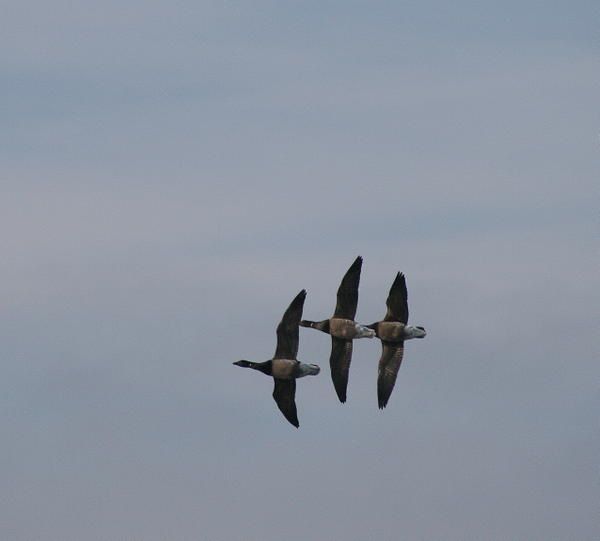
[332,375,348,403]
[343,255,362,273]
[389,272,408,300]
[290,289,307,305]
[286,418,299,428]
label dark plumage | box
[384,271,409,323]
[333,255,362,320]
[300,256,374,403]
[376,341,405,409]
[274,288,304,360]
[330,337,353,403]
[369,272,426,409]
[233,290,320,428]
[272,378,298,427]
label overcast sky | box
[1,2,598,540]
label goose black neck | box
[300,319,330,333]
[234,360,272,375]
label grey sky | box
[1,2,598,540]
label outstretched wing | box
[272,378,299,428]
[333,256,362,319]
[384,272,409,323]
[330,337,353,403]
[274,290,306,360]
[377,341,405,409]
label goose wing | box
[330,337,353,403]
[377,341,404,409]
[272,378,299,428]
[384,272,409,323]
[274,290,306,360]
[333,256,362,319]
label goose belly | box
[328,318,360,339]
[377,321,405,342]
[271,359,298,379]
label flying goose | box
[233,290,320,428]
[368,272,426,409]
[300,256,375,403]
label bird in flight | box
[233,290,320,427]
[367,272,426,409]
[300,256,374,403]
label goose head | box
[233,360,252,368]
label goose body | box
[300,256,374,403]
[233,290,320,428]
[368,272,426,409]
[302,317,374,340]
[370,321,426,342]
[270,358,320,379]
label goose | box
[368,272,426,409]
[300,256,375,403]
[233,290,320,428]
